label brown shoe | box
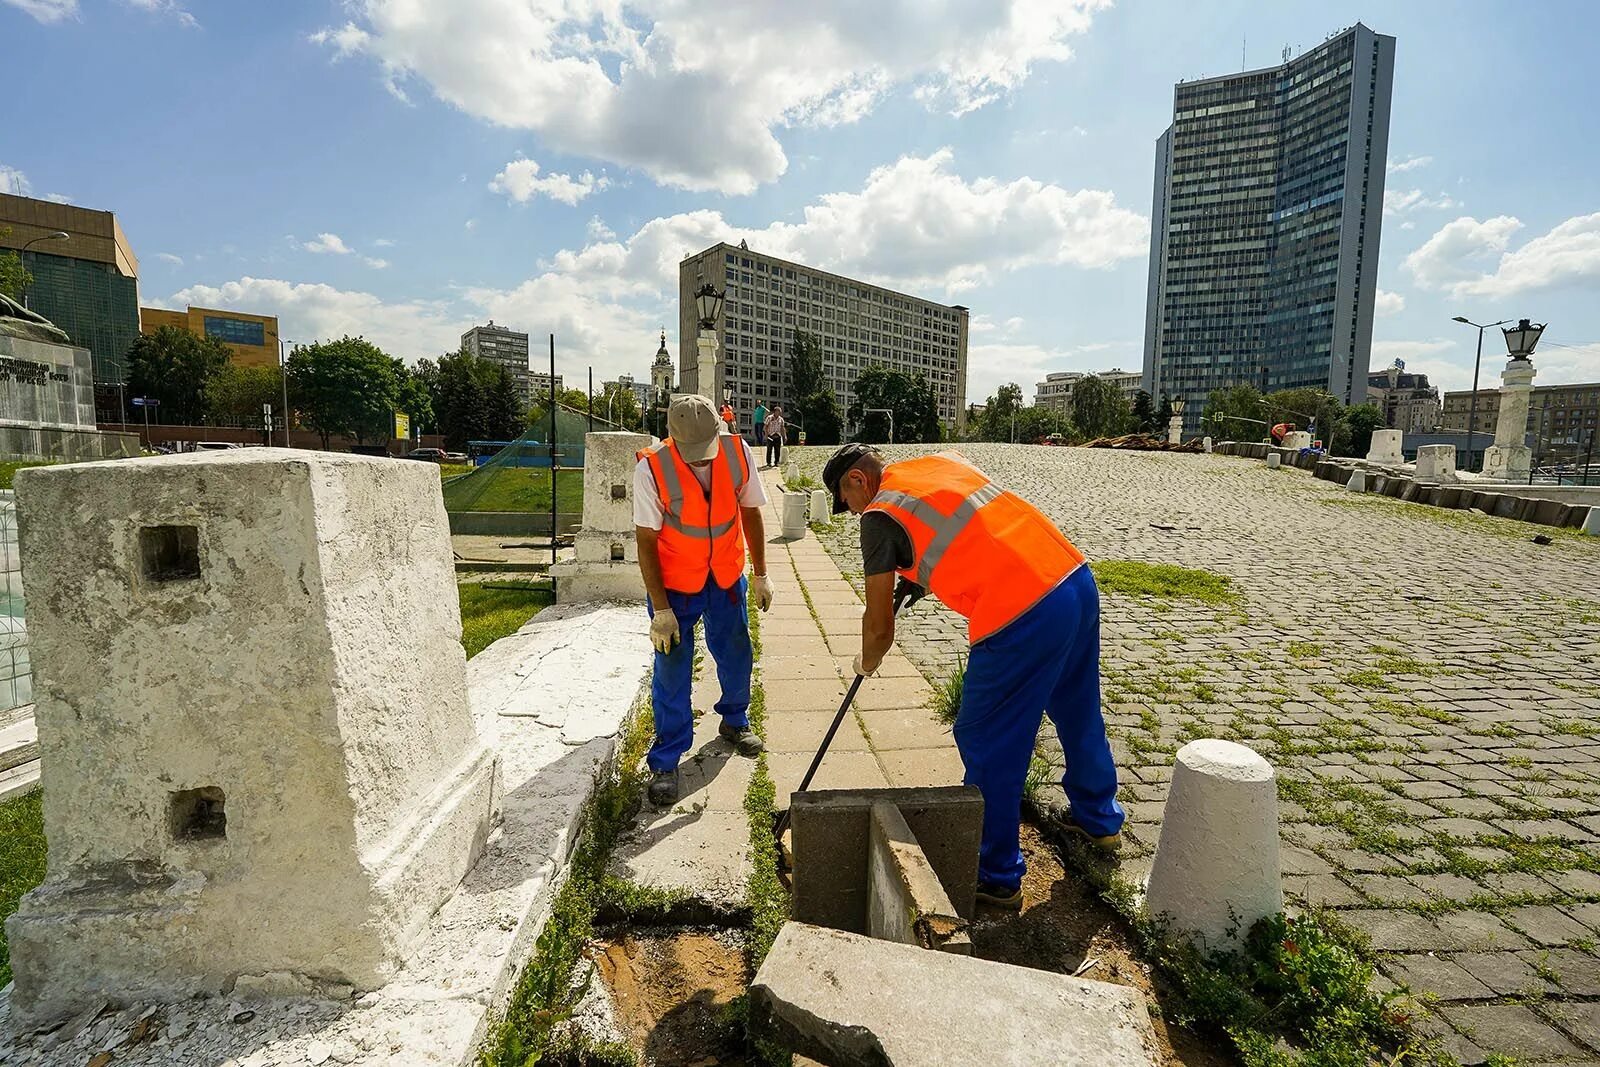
[975,882,1023,910]
[1063,815,1122,854]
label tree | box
[205,363,283,442]
[126,325,231,425]
[1201,384,1265,440]
[1342,402,1384,459]
[972,383,1024,442]
[848,365,940,444]
[0,228,31,302]
[1071,374,1132,441]
[1265,388,1346,453]
[1130,390,1159,434]
[789,330,827,400]
[527,386,592,434]
[286,336,405,449]
[1014,405,1069,444]
[786,331,843,445]
[425,350,532,449]
[594,381,644,431]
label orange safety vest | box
[638,437,750,594]
[865,454,1085,644]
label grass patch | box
[1288,641,1324,659]
[459,581,555,659]
[480,696,654,1066]
[0,461,57,490]
[781,471,820,492]
[930,656,966,725]
[443,465,587,513]
[0,790,47,987]
[1090,560,1237,605]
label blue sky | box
[5,0,1598,403]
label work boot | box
[719,721,765,757]
[975,882,1023,911]
[1062,814,1122,854]
[647,767,680,808]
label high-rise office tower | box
[1143,24,1395,429]
[460,321,532,403]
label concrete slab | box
[833,654,924,679]
[751,923,1160,1067]
[760,654,845,682]
[790,786,982,933]
[851,675,935,711]
[878,746,968,789]
[770,750,889,800]
[608,810,752,916]
[856,707,954,751]
[765,680,851,715]
[763,711,873,755]
[868,802,970,954]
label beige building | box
[1441,381,1600,451]
[678,242,969,430]
[1366,364,1440,433]
[140,305,280,369]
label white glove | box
[650,608,680,654]
[751,574,774,612]
[852,654,877,678]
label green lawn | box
[442,467,586,514]
[0,581,553,982]
[0,461,58,491]
[0,790,45,986]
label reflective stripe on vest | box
[645,440,744,539]
[870,482,1003,588]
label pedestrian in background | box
[752,398,768,447]
[764,406,786,469]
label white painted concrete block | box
[1346,469,1368,493]
[1266,453,1282,469]
[809,489,829,525]
[1582,506,1600,536]
[7,450,499,1027]
[1366,428,1403,465]
[552,431,652,602]
[1144,739,1281,952]
[781,492,808,539]
[1281,431,1312,450]
[1414,444,1457,483]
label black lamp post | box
[1452,315,1511,466]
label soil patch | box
[969,823,1234,1067]
[592,928,751,1067]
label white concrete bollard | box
[1346,469,1367,492]
[1265,453,1281,469]
[1414,444,1457,483]
[1202,436,1213,453]
[1366,428,1403,465]
[809,489,829,525]
[781,492,808,539]
[1583,506,1600,537]
[1144,740,1282,952]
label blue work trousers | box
[954,564,1124,892]
[646,575,752,772]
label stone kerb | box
[6,450,500,1027]
[866,800,971,954]
[1144,739,1282,952]
[552,431,651,602]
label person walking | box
[752,399,768,449]
[635,395,774,806]
[822,444,1124,910]
[764,405,786,469]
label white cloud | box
[313,0,1107,194]
[154,252,184,266]
[489,159,610,206]
[586,216,615,241]
[1370,339,1466,393]
[1371,336,1600,396]
[1383,187,1459,217]
[42,192,72,204]
[1530,342,1600,390]
[303,232,355,255]
[464,219,477,232]
[121,0,196,28]
[1403,215,1522,292]
[2,0,77,23]
[1406,213,1600,300]
[1374,289,1405,317]
[1387,154,1432,174]
[372,238,396,247]
[963,340,1136,403]
[363,257,389,270]
[0,163,31,196]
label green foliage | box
[931,656,966,725]
[126,324,232,425]
[0,229,31,302]
[1014,405,1072,444]
[0,791,47,987]
[205,363,284,440]
[444,466,586,513]
[1288,641,1324,659]
[1131,389,1160,434]
[848,365,940,443]
[971,383,1025,442]
[787,333,844,445]
[593,380,645,432]
[419,349,526,449]
[458,581,554,659]
[527,387,595,434]
[789,330,827,400]
[1343,403,1384,459]
[1267,388,1350,455]
[1071,374,1132,440]
[1202,384,1266,440]
[285,336,417,447]
[1090,560,1237,604]
[0,460,56,489]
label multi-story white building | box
[1034,368,1144,412]
[678,242,970,431]
[461,321,532,402]
[528,371,563,400]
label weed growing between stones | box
[1090,559,1239,605]
[930,654,966,724]
[480,696,655,1067]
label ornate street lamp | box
[1169,397,1186,417]
[1502,319,1546,360]
[694,284,725,331]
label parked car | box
[406,447,449,462]
[443,451,469,464]
[194,441,242,451]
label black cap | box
[822,443,880,513]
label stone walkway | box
[792,443,1600,1066]
[610,465,965,910]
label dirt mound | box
[592,929,751,1067]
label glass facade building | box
[1143,24,1395,430]
[17,252,139,388]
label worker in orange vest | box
[720,401,737,434]
[635,395,774,806]
[823,444,1124,910]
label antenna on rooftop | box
[1282,44,1291,64]
[1242,34,1246,70]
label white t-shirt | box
[633,436,768,530]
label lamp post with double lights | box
[19,231,70,308]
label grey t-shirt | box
[860,511,913,576]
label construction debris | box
[1082,433,1205,453]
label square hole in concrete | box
[170,786,226,841]
[610,542,625,561]
[140,525,200,582]
[610,483,627,500]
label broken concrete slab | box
[751,922,1160,1067]
[867,802,970,954]
[791,786,981,934]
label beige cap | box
[667,394,724,462]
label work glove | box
[751,574,775,612]
[852,653,877,678]
[650,608,680,654]
[894,578,927,610]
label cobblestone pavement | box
[791,443,1600,1065]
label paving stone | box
[765,680,851,715]
[877,746,968,789]
[763,711,873,755]
[855,707,955,751]
[769,750,890,800]
[850,675,935,712]
[1379,953,1496,1000]
[1506,905,1597,947]
[1527,949,1600,995]
[1432,911,1535,952]
[1453,951,1555,996]
[1341,909,1446,952]
[1437,1003,1585,1059]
